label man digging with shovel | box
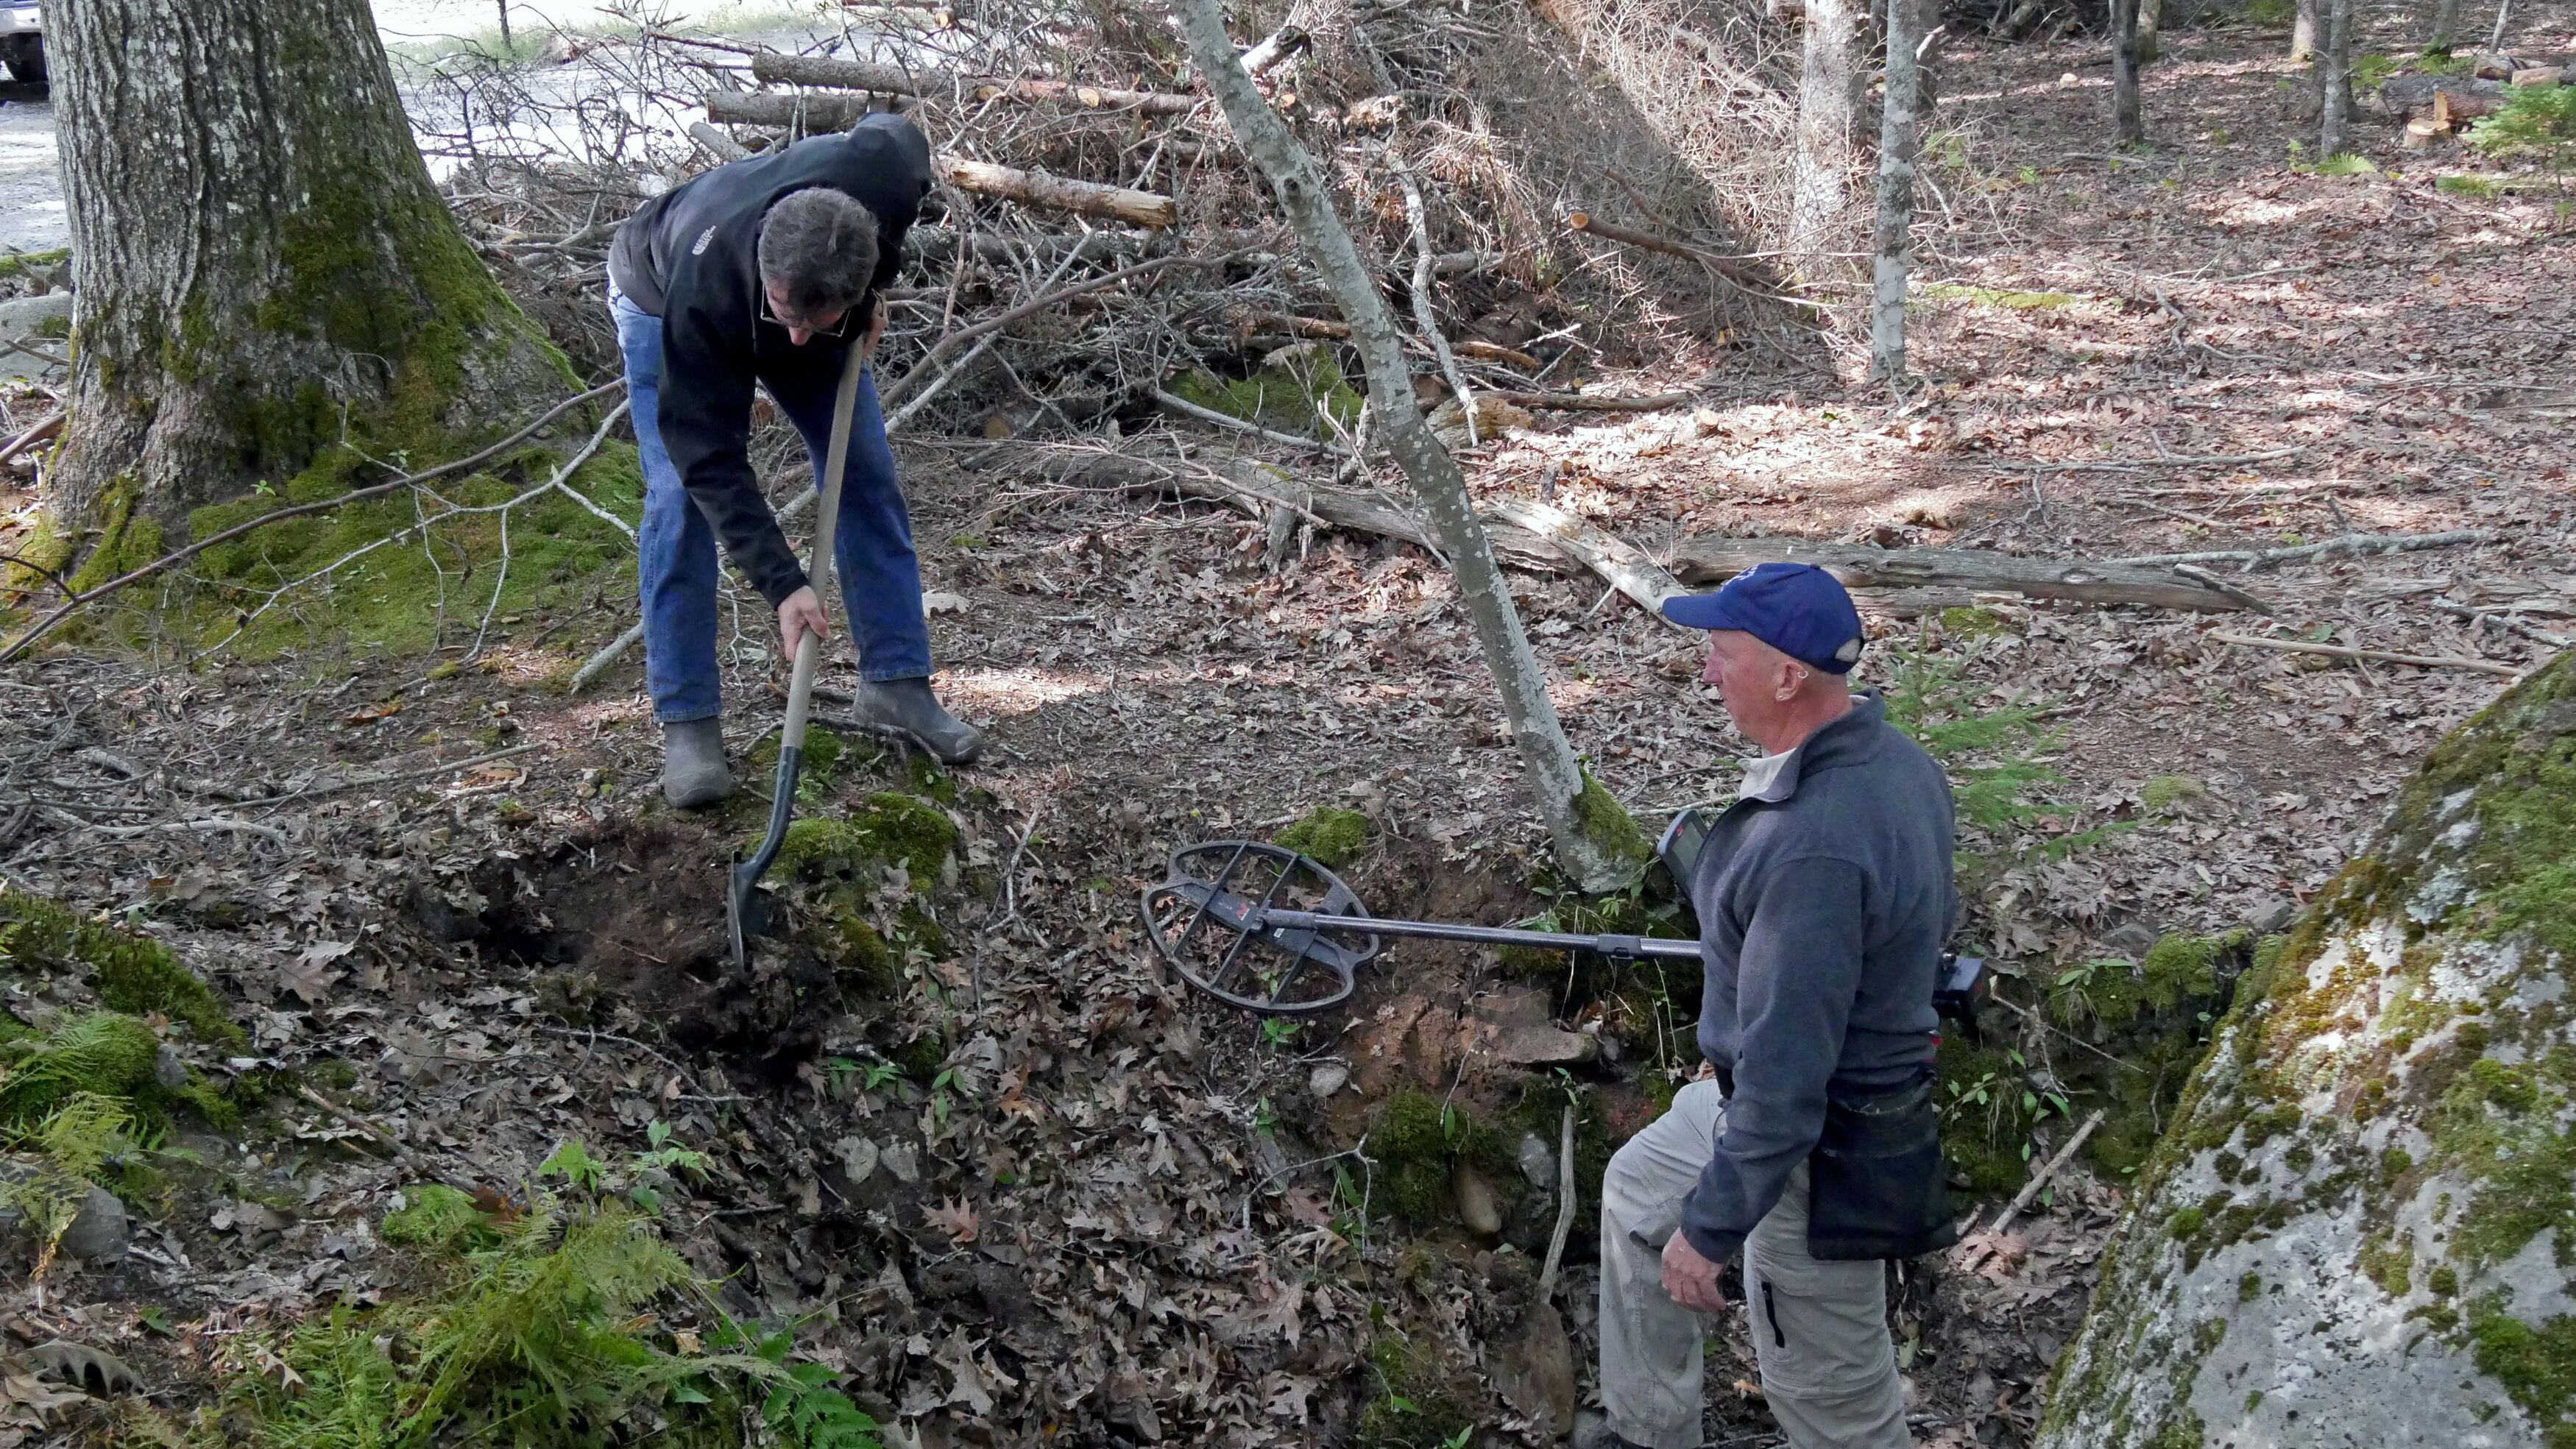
[1581,564,1958,1449]
[608,112,984,809]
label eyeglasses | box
[756,291,855,340]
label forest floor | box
[1,2,2572,1446]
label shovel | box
[728,335,871,968]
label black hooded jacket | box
[606,115,934,606]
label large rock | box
[2038,653,2576,1449]
[0,1160,130,1264]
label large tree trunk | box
[1868,0,1921,381]
[2293,0,2321,58]
[2038,651,2576,1449]
[1787,0,1860,281]
[50,0,570,556]
[1167,0,1649,893]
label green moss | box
[0,247,71,281]
[823,907,899,997]
[886,1030,947,1083]
[2237,1271,2262,1303]
[60,474,165,595]
[2430,1266,2460,1297]
[1,888,241,1046]
[2142,931,2240,1003]
[2466,1301,2576,1444]
[2360,1233,2414,1295]
[767,792,960,886]
[151,436,640,660]
[1939,605,2009,640]
[1921,281,2081,308]
[382,1183,498,1253]
[2167,1207,2207,1239]
[1367,1088,1511,1227]
[1571,771,1654,880]
[1274,807,1373,869]
[1168,348,1362,438]
[2141,775,2207,814]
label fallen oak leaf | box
[927,1196,980,1245]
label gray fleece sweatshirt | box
[1677,690,1957,1263]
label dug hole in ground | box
[0,0,2571,1445]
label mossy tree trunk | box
[2039,650,2576,1449]
[49,0,570,563]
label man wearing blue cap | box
[1582,563,1958,1449]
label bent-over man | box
[607,112,983,808]
[1585,562,1958,1449]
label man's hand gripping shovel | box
[727,335,871,968]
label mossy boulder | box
[2038,650,2576,1449]
[1274,807,1372,869]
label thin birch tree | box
[1869,0,1922,382]
[2293,0,2321,59]
[1165,0,1649,892]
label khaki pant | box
[1598,1080,1908,1449]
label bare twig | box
[2209,631,2522,678]
[1992,1109,2105,1236]
[1151,389,1344,453]
[2115,528,2492,569]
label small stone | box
[2247,896,2298,935]
[1452,1161,1504,1236]
[153,1044,188,1091]
[833,1136,880,1183]
[2103,922,2162,957]
[880,1141,920,1186]
[1307,1062,1350,1099]
[1516,1133,1554,1188]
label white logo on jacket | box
[691,225,717,255]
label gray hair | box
[757,188,880,319]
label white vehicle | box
[0,5,40,88]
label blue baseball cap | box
[1661,562,1865,673]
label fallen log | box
[994,447,1568,573]
[707,102,1183,227]
[1668,537,2265,612]
[1565,211,1787,296]
[2112,528,2492,570]
[0,409,64,467]
[750,50,1203,115]
[1489,388,1691,413]
[1485,498,1691,628]
[938,158,1176,229]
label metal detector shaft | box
[1253,909,1705,963]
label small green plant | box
[1877,640,2123,875]
[538,1136,610,1193]
[2437,173,2498,195]
[2352,53,2397,90]
[2316,152,2380,176]
[1260,1017,1303,1049]
[2470,85,2576,176]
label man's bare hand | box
[1660,1230,1730,1313]
[777,585,830,660]
[860,303,886,360]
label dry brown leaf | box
[928,1196,980,1244]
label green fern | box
[2470,84,2576,169]
[764,1360,882,1449]
[1877,640,2126,874]
[0,1011,160,1126]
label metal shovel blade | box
[726,745,803,968]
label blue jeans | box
[612,286,932,724]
